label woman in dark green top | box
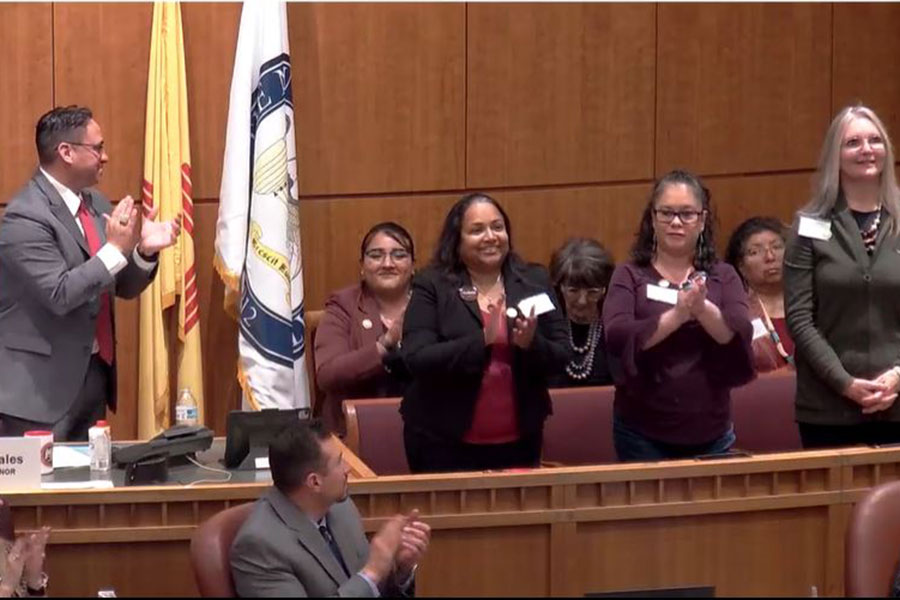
[784,104,900,449]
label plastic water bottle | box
[175,388,199,426]
[89,420,111,472]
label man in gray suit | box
[0,105,181,441]
[231,420,431,597]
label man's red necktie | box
[76,199,114,366]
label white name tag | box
[646,284,678,305]
[0,437,42,490]
[751,318,768,340]
[517,293,556,317]
[798,216,832,241]
[255,456,270,470]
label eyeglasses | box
[64,141,105,156]
[560,286,604,302]
[843,135,884,150]
[653,208,705,224]
[364,248,411,262]
[744,242,785,259]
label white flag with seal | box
[214,0,308,410]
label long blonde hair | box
[802,104,900,234]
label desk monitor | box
[224,408,311,470]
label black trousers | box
[0,355,109,442]
[798,421,900,450]
[403,424,542,474]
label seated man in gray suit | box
[0,105,181,441]
[231,420,430,597]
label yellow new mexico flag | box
[138,1,204,439]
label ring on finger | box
[118,215,129,226]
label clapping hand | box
[511,306,538,349]
[362,515,406,584]
[684,276,708,318]
[382,312,405,350]
[23,526,50,590]
[0,537,27,597]
[138,205,182,256]
[103,196,141,254]
[394,509,430,581]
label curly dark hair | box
[431,192,525,283]
[631,169,717,271]
[724,216,788,287]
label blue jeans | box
[613,415,736,462]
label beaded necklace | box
[565,320,602,381]
[858,208,882,255]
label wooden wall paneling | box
[705,171,813,253]
[0,3,53,204]
[656,4,832,177]
[46,542,197,597]
[577,508,828,596]
[299,193,460,309]
[466,3,656,188]
[418,526,551,597]
[53,3,152,203]
[290,3,466,196]
[298,185,651,311]
[494,184,652,270]
[832,3,900,142]
[192,202,240,435]
[181,2,242,201]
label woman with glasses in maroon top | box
[314,222,415,435]
[602,170,755,462]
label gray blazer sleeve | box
[0,207,113,317]
[114,250,158,300]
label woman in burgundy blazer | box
[314,222,415,435]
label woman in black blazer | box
[400,193,570,473]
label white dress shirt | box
[40,168,156,354]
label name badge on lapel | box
[458,286,477,302]
[646,284,678,305]
[797,216,832,241]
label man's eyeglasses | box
[560,286,604,302]
[364,249,411,262]
[63,141,105,156]
[653,208,705,224]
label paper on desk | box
[53,445,92,468]
[41,480,114,490]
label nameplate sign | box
[0,437,42,490]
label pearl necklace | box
[565,320,602,381]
